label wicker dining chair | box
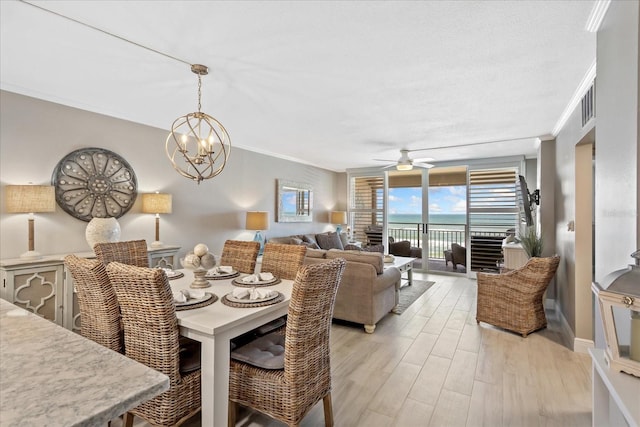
[228,257,346,427]
[93,239,149,267]
[63,254,123,353]
[476,255,560,337]
[260,243,307,280]
[106,262,201,427]
[220,240,260,274]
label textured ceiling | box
[0,0,597,171]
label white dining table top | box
[0,298,169,427]
[169,270,294,336]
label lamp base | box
[254,231,265,256]
[20,250,43,260]
[150,240,165,248]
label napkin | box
[232,287,277,300]
[241,274,259,283]
[173,289,205,303]
[209,265,233,275]
[258,272,274,281]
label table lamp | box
[246,211,269,255]
[330,211,347,234]
[5,184,56,259]
[141,192,172,248]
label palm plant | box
[519,225,544,258]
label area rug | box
[393,280,435,314]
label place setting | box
[205,265,240,280]
[172,288,218,311]
[221,286,284,308]
[158,267,184,280]
[232,271,281,287]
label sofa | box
[267,232,401,333]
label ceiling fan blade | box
[412,157,435,162]
[414,162,435,169]
[373,158,396,162]
[381,164,397,170]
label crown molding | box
[585,0,611,33]
[552,60,597,136]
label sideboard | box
[0,245,180,331]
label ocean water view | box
[389,213,466,229]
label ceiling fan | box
[374,149,435,170]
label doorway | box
[387,166,468,274]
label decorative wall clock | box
[51,147,137,222]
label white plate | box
[233,276,278,286]
[226,292,279,304]
[205,269,238,278]
[175,292,214,307]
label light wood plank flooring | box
[125,273,593,427]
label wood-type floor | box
[123,272,592,427]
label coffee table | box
[385,255,416,287]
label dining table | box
[0,298,169,426]
[170,269,294,427]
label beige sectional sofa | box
[267,232,401,333]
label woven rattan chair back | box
[106,262,200,426]
[476,255,560,337]
[63,254,122,353]
[260,243,307,280]
[228,257,346,427]
[93,239,149,268]
[220,240,260,274]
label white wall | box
[593,1,640,347]
[0,91,345,260]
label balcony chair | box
[261,243,306,280]
[476,255,560,337]
[220,240,260,274]
[228,258,346,427]
[106,262,201,426]
[451,243,466,269]
[63,254,122,354]
[93,239,149,267]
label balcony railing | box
[387,222,505,261]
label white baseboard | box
[553,299,595,354]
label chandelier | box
[166,64,231,184]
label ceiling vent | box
[581,81,595,128]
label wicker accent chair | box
[106,262,201,427]
[476,255,560,337]
[63,254,122,353]
[260,243,306,280]
[220,240,260,274]
[93,239,149,267]
[228,258,346,427]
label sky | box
[388,186,466,215]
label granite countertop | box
[0,298,169,426]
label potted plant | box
[519,225,544,258]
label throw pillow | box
[291,237,304,245]
[316,232,344,250]
[302,234,319,246]
[339,232,349,248]
[301,241,320,249]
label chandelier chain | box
[197,75,202,113]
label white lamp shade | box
[330,211,347,225]
[246,211,269,230]
[142,193,172,214]
[5,185,55,213]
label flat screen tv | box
[517,175,534,226]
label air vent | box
[581,81,595,127]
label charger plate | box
[175,292,217,311]
[221,292,284,308]
[205,270,240,280]
[232,277,281,288]
[161,269,184,280]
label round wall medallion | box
[51,147,137,222]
